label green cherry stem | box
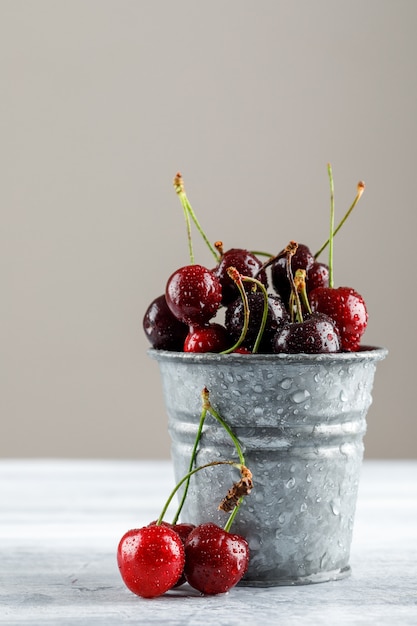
[242,276,269,354]
[170,387,247,528]
[204,393,245,466]
[220,268,269,354]
[156,460,246,527]
[220,267,250,354]
[170,391,208,525]
[200,389,249,531]
[250,250,274,259]
[327,163,335,289]
[174,172,194,264]
[314,180,365,260]
[286,241,303,323]
[173,172,220,263]
[294,269,312,315]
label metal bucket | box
[149,347,387,586]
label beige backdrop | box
[1,1,415,459]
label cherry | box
[214,246,268,306]
[225,291,288,353]
[148,520,196,588]
[143,294,189,350]
[271,243,315,305]
[117,525,185,598]
[165,264,222,326]
[184,522,249,595]
[306,261,329,293]
[309,286,368,351]
[273,312,341,353]
[184,323,231,353]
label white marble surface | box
[1,459,416,625]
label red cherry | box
[184,323,231,353]
[309,286,368,351]
[147,521,196,587]
[165,264,222,326]
[184,522,249,595]
[117,525,185,598]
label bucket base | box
[238,565,351,587]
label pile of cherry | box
[143,170,368,355]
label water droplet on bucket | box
[278,512,286,524]
[281,378,292,390]
[286,477,296,489]
[330,499,341,515]
[292,389,311,404]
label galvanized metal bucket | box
[149,347,387,586]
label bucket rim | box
[147,346,388,365]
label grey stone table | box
[1,460,416,625]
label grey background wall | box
[1,1,415,459]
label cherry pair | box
[117,520,249,598]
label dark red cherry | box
[309,286,368,351]
[184,323,231,353]
[214,248,268,305]
[307,261,329,293]
[225,291,288,353]
[184,522,249,595]
[143,295,189,350]
[165,264,222,326]
[271,244,314,305]
[273,312,341,354]
[171,522,196,587]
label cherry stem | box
[168,387,247,531]
[286,241,303,323]
[173,172,220,263]
[174,172,194,264]
[314,180,365,260]
[203,388,248,532]
[220,268,250,354]
[171,393,208,525]
[242,276,269,354]
[220,269,269,354]
[327,164,335,288]
[156,460,245,527]
[250,250,274,259]
[294,269,312,315]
